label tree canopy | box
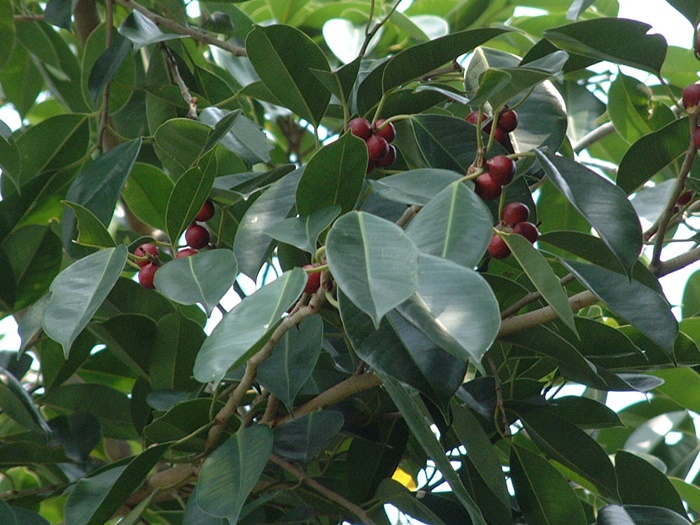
[2,0,700,524]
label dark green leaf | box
[63,202,115,248]
[165,161,216,244]
[121,163,174,232]
[0,366,50,433]
[48,413,102,462]
[265,206,340,255]
[87,33,132,101]
[199,108,272,166]
[0,0,14,69]
[272,411,344,464]
[153,118,215,179]
[376,479,448,525]
[0,134,21,192]
[664,0,700,28]
[118,11,187,48]
[368,169,462,205]
[597,504,692,525]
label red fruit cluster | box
[348,117,397,172]
[183,199,215,253]
[134,243,161,289]
[466,107,519,146]
[488,202,540,259]
[303,264,322,294]
[474,155,516,201]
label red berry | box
[502,202,530,226]
[486,156,515,186]
[513,221,539,244]
[374,119,396,143]
[303,265,322,294]
[376,144,397,168]
[348,117,372,140]
[176,248,199,258]
[694,127,700,149]
[195,200,215,222]
[366,135,390,162]
[138,262,159,289]
[185,224,210,249]
[678,190,694,206]
[497,109,518,133]
[683,84,700,109]
[487,235,510,259]
[474,173,502,201]
[493,126,507,145]
[134,243,159,267]
[466,111,482,125]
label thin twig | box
[396,204,422,229]
[161,45,198,119]
[500,274,576,319]
[572,121,616,154]
[98,0,114,153]
[487,355,510,438]
[114,0,247,56]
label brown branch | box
[114,0,247,56]
[125,463,198,506]
[269,454,379,525]
[161,45,198,119]
[500,273,576,319]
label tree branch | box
[114,0,247,56]
[572,121,616,154]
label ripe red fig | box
[497,109,518,133]
[185,224,210,249]
[195,200,215,222]
[486,156,515,186]
[348,117,373,140]
[374,119,396,143]
[683,83,700,109]
[502,202,530,226]
[474,173,502,201]
[466,111,482,125]
[513,221,540,243]
[134,243,159,267]
[138,262,159,289]
[487,235,510,259]
[678,190,694,206]
[376,144,397,168]
[303,265,322,294]
[366,135,390,162]
[176,248,199,258]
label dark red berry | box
[374,119,396,143]
[694,127,700,149]
[497,109,518,133]
[493,126,507,145]
[486,155,515,186]
[376,144,397,168]
[176,248,199,258]
[474,173,502,201]
[348,117,372,140]
[134,243,159,267]
[678,190,694,206]
[466,111,482,125]
[683,84,700,109]
[303,265,322,294]
[366,134,390,162]
[195,200,215,222]
[138,262,159,289]
[513,221,539,244]
[185,224,210,249]
[487,235,510,259]
[502,202,530,227]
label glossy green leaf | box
[184,486,227,525]
[510,444,588,525]
[398,254,500,364]
[273,411,344,464]
[376,479,448,525]
[121,163,174,232]
[665,0,700,28]
[327,211,419,328]
[246,24,330,126]
[617,117,688,194]
[597,504,692,525]
[90,313,158,378]
[43,245,128,357]
[536,149,642,275]
[193,268,306,384]
[197,425,273,524]
[651,367,700,414]
[0,0,13,69]
[616,450,686,514]
[515,405,618,497]
[87,32,132,102]
[0,134,21,192]
[502,232,577,335]
[380,374,487,525]
[155,249,237,315]
[310,56,361,103]
[199,108,271,166]
[154,118,215,178]
[48,413,102,462]
[682,270,700,318]
[543,18,667,74]
[563,259,678,354]
[296,132,367,216]
[63,202,115,248]
[233,168,302,279]
[265,206,340,255]
[64,445,167,525]
[406,181,492,268]
[368,169,462,205]
[118,11,187,49]
[0,366,50,433]
[165,161,216,244]
[256,315,323,410]
[149,313,205,391]
[0,501,19,525]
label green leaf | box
[193,268,306,384]
[368,169,462,205]
[118,11,187,49]
[543,18,667,74]
[510,444,588,525]
[0,500,18,525]
[664,0,700,28]
[153,118,216,179]
[0,0,14,69]
[296,132,367,216]
[165,161,216,244]
[651,367,700,414]
[121,163,174,232]
[199,108,271,166]
[682,270,700,318]
[0,367,51,433]
[63,202,115,248]
[272,411,344,464]
[616,450,686,515]
[536,149,642,276]
[155,249,237,315]
[246,24,330,126]
[375,480,448,525]
[197,426,273,524]
[379,374,487,525]
[617,117,689,194]
[87,32,132,101]
[256,315,323,410]
[64,445,167,525]
[149,313,205,391]
[310,57,361,104]
[405,181,492,268]
[563,259,678,354]
[502,232,578,336]
[43,246,128,357]
[265,206,340,255]
[0,134,21,192]
[48,413,102,462]
[597,504,692,525]
[397,254,500,364]
[327,211,419,328]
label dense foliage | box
[3,0,700,523]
